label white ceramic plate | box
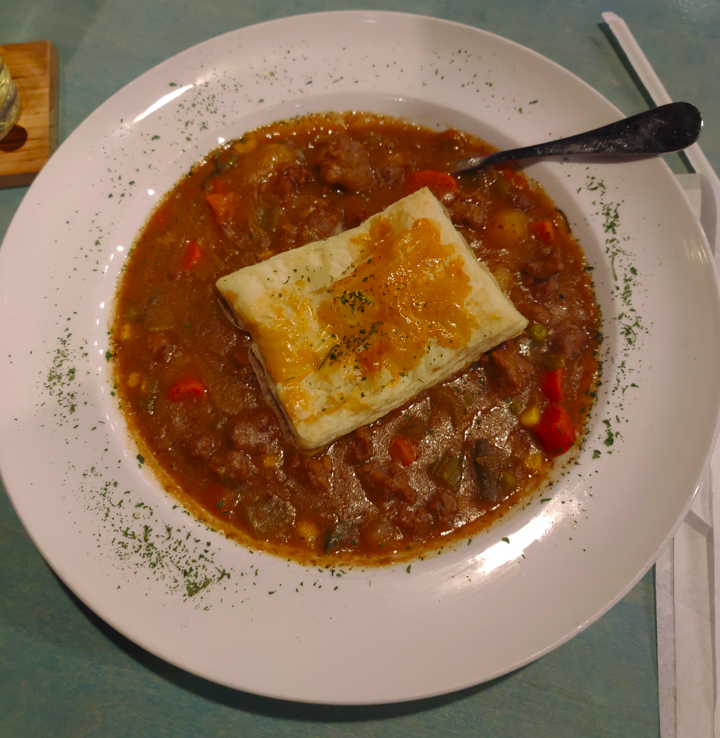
[1,11,719,705]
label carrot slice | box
[389,437,417,466]
[406,170,457,198]
[211,176,229,194]
[528,220,557,243]
[205,192,233,221]
[168,378,206,401]
[181,240,203,270]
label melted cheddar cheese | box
[217,188,527,448]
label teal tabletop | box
[1,1,718,736]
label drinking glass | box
[0,53,21,141]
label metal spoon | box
[453,102,702,174]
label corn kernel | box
[261,453,280,469]
[127,372,141,388]
[524,450,544,472]
[519,405,540,427]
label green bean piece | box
[528,323,547,344]
[428,452,464,491]
[495,178,511,196]
[430,385,466,428]
[397,420,426,440]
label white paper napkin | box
[654,174,719,738]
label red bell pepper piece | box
[168,378,207,401]
[528,220,557,243]
[180,240,203,270]
[541,368,564,402]
[389,437,417,466]
[406,170,457,198]
[534,404,575,456]
[205,192,234,222]
[210,176,229,194]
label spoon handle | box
[454,102,702,174]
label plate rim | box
[1,9,719,705]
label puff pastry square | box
[217,188,527,448]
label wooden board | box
[0,41,59,189]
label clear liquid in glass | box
[0,54,21,141]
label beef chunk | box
[518,297,552,326]
[211,449,253,483]
[526,244,565,280]
[357,461,415,504]
[510,191,534,212]
[449,199,486,229]
[379,163,405,188]
[295,203,344,246]
[549,324,590,359]
[427,491,459,525]
[288,452,333,493]
[183,433,215,461]
[274,162,311,199]
[317,132,374,193]
[149,332,174,363]
[530,273,560,301]
[488,343,533,395]
[396,505,434,539]
[349,426,373,462]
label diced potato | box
[127,372,141,389]
[240,143,295,185]
[120,323,133,341]
[486,210,528,249]
[296,519,320,546]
